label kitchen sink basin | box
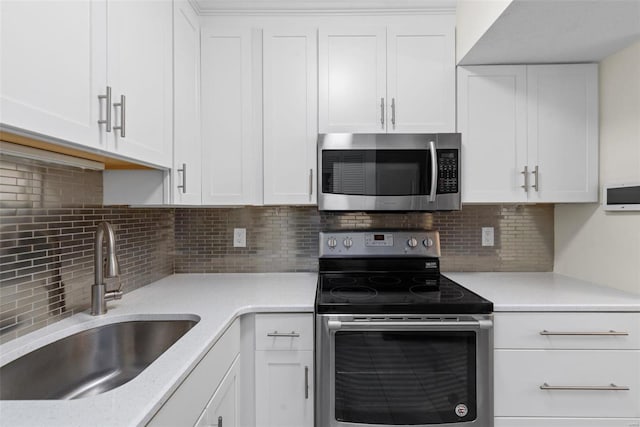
[0,318,199,400]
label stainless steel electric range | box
[315,230,493,427]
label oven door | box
[316,315,493,427]
[317,133,460,212]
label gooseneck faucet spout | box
[91,222,123,315]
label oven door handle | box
[328,319,487,331]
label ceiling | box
[459,0,640,65]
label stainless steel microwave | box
[318,133,461,211]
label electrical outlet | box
[481,227,494,247]
[233,228,246,247]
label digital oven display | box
[365,233,394,246]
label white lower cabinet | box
[196,355,241,427]
[255,350,314,427]
[148,320,240,427]
[255,313,314,427]
[494,312,640,425]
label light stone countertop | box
[0,273,318,427]
[447,272,640,312]
[2,271,640,427]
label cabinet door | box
[387,21,455,133]
[197,355,241,427]
[527,64,598,202]
[201,27,256,205]
[0,0,107,149]
[319,27,386,133]
[107,0,172,168]
[148,320,240,427]
[457,66,528,203]
[263,28,317,205]
[255,350,313,427]
[173,0,202,204]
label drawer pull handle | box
[540,330,629,336]
[267,331,300,338]
[540,382,629,391]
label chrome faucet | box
[91,222,123,315]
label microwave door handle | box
[429,140,437,202]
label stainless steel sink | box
[0,318,199,400]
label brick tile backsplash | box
[175,205,553,273]
[0,156,173,343]
[1,153,554,343]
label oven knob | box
[407,237,418,248]
[423,238,433,247]
[327,237,337,248]
[343,237,353,248]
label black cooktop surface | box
[316,272,493,314]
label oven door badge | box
[454,403,468,417]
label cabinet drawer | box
[495,349,640,418]
[255,313,313,351]
[496,418,640,427]
[495,312,640,349]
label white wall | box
[554,41,640,294]
[455,0,512,64]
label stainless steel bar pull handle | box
[98,86,112,132]
[540,382,629,391]
[113,95,126,138]
[309,169,313,201]
[380,98,385,129]
[540,330,629,336]
[532,165,539,192]
[391,98,396,129]
[267,331,300,337]
[304,366,309,399]
[177,163,187,194]
[521,166,529,192]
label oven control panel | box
[320,231,441,258]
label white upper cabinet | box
[457,66,528,203]
[319,19,455,134]
[263,27,317,205]
[318,27,387,133]
[526,64,599,203]
[173,0,202,204]
[387,24,455,133]
[0,0,172,168]
[106,0,173,168]
[201,27,256,205]
[458,64,598,203]
[0,0,107,150]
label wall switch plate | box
[482,227,494,247]
[233,228,246,247]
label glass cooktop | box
[316,273,493,314]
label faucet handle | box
[104,290,123,302]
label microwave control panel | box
[437,150,459,194]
